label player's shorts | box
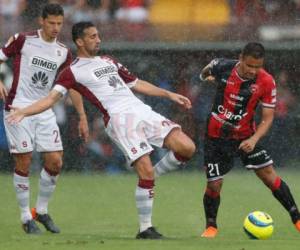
[4,110,63,154]
[105,105,180,165]
[204,136,273,181]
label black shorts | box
[204,137,273,181]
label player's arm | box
[132,79,192,109]
[239,107,274,153]
[0,60,8,100]
[68,89,89,142]
[200,62,216,82]
[6,89,63,124]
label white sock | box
[136,185,154,232]
[154,151,182,177]
[36,168,58,215]
[13,173,32,223]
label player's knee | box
[14,153,32,174]
[46,155,63,173]
[177,139,196,160]
[207,179,223,193]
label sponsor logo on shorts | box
[31,56,58,72]
[248,150,270,160]
[140,142,148,150]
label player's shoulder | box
[210,58,238,73]
[258,69,275,86]
[56,39,68,49]
[23,30,39,38]
[100,54,119,64]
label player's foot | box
[294,220,300,232]
[201,226,218,238]
[31,208,60,233]
[22,220,42,234]
[136,227,164,239]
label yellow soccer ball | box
[243,211,274,239]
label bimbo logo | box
[31,56,58,71]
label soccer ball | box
[243,211,274,239]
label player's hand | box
[204,75,215,82]
[0,81,8,101]
[168,92,192,109]
[78,116,89,143]
[6,106,25,124]
[238,137,258,153]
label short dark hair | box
[241,42,265,59]
[72,21,95,44]
[42,3,64,19]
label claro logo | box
[217,105,248,121]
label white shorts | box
[4,110,63,153]
[105,105,180,165]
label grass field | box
[0,169,299,250]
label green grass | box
[0,169,300,250]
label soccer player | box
[0,4,89,234]
[199,42,300,238]
[6,21,196,239]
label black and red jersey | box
[206,58,276,140]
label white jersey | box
[0,29,72,110]
[53,56,145,125]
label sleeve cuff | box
[0,49,8,61]
[53,84,68,96]
[127,78,138,88]
[261,102,276,108]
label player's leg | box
[105,112,161,239]
[201,137,234,238]
[33,151,63,233]
[154,128,195,177]
[254,165,300,231]
[33,113,63,233]
[133,154,163,239]
[201,179,223,238]
[4,114,41,234]
[141,109,195,177]
[13,152,41,234]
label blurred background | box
[1,0,300,173]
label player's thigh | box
[163,128,195,156]
[204,137,234,181]
[142,109,181,148]
[105,113,154,166]
[35,113,63,153]
[240,144,273,170]
[4,113,34,153]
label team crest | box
[249,84,258,93]
[56,49,62,56]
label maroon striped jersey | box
[206,58,276,139]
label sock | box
[203,188,220,228]
[154,151,188,177]
[271,177,300,223]
[36,168,59,215]
[13,171,32,223]
[136,179,154,232]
